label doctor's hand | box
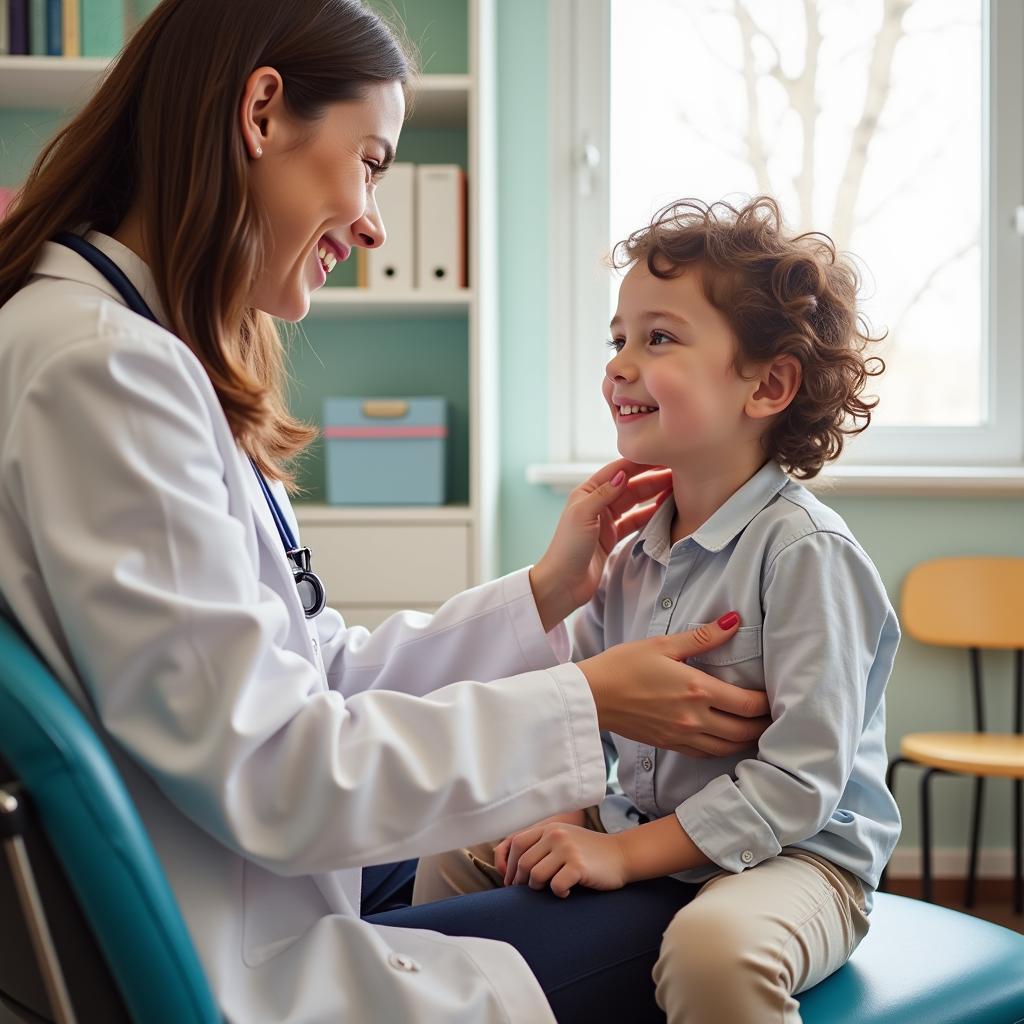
[529,460,672,632]
[579,615,771,757]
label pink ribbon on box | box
[323,425,448,439]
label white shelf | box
[409,74,470,129]
[295,503,473,525]
[0,55,107,108]
[308,288,471,317]
[0,57,469,128]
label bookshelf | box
[0,57,472,126]
[0,0,498,628]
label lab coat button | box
[389,952,421,972]
[641,756,653,771]
[661,597,673,609]
[740,850,754,864]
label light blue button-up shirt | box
[574,460,901,903]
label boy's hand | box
[500,822,629,898]
[494,809,588,877]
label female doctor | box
[0,1,770,1020]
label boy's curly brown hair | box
[611,196,885,479]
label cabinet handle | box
[361,400,409,419]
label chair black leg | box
[965,775,985,908]
[921,768,939,903]
[1014,778,1022,914]
[879,757,908,892]
[885,756,905,795]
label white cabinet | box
[296,506,472,626]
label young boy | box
[412,196,901,1023]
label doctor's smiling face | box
[242,70,405,321]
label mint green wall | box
[0,110,64,183]
[495,0,565,569]
[495,1,1024,856]
[371,0,467,74]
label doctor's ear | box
[744,355,802,421]
[240,66,285,160]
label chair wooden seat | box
[900,732,1024,778]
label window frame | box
[544,0,1024,475]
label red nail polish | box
[717,611,740,630]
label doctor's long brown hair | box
[0,0,412,487]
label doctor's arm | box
[4,335,614,869]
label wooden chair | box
[883,557,1024,912]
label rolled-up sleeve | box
[675,530,895,873]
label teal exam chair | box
[0,614,220,1024]
[2,613,1024,1024]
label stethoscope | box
[53,232,328,618]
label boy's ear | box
[745,355,802,421]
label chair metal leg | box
[965,775,985,908]
[1015,778,1022,914]
[0,788,77,1024]
[921,768,941,903]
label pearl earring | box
[255,146,263,157]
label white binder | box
[416,164,466,292]
[365,162,415,290]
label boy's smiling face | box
[603,261,758,469]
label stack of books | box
[0,0,158,57]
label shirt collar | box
[31,228,171,328]
[631,460,790,564]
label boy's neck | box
[668,445,770,545]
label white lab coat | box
[0,232,606,1023]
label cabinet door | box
[299,524,471,606]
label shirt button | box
[641,756,653,771]
[740,850,754,865]
[661,597,673,609]
[388,952,421,972]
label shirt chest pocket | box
[683,623,764,689]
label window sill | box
[525,463,1024,497]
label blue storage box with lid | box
[323,397,447,505]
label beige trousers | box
[412,808,870,1024]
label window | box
[546,0,1024,472]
